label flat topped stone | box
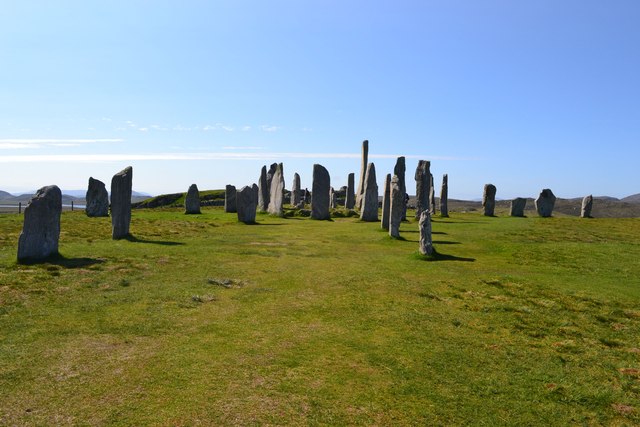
[311,164,331,220]
[85,177,109,217]
[291,173,302,207]
[185,184,201,214]
[510,197,527,217]
[414,160,430,219]
[257,165,269,212]
[345,172,355,209]
[237,186,257,223]
[225,185,237,213]
[18,185,62,262]
[483,184,497,216]
[440,174,449,217]
[111,166,133,239]
[535,189,556,217]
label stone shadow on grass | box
[418,250,475,262]
[19,253,106,268]
[123,235,185,246]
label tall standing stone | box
[419,210,434,256]
[345,173,355,209]
[482,184,497,216]
[291,173,302,207]
[415,160,431,219]
[266,163,277,193]
[440,174,449,217]
[429,173,436,214]
[111,166,132,239]
[389,175,403,238]
[257,166,269,212]
[17,185,62,262]
[381,174,391,230]
[252,183,259,206]
[237,186,257,223]
[185,184,201,214]
[581,195,593,218]
[535,189,556,217]
[393,157,406,220]
[268,163,285,216]
[360,162,378,221]
[330,187,337,209]
[224,185,237,213]
[355,140,369,210]
[311,164,331,220]
[85,177,109,217]
[510,198,527,217]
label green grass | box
[1,208,639,425]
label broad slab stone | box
[345,173,355,209]
[85,177,109,217]
[510,198,527,217]
[111,166,133,239]
[394,156,407,220]
[535,189,556,217]
[225,185,237,213]
[311,164,331,220]
[389,175,403,238]
[381,173,391,230]
[440,174,449,217]
[360,162,378,221]
[581,195,593,218]
[17,185,62,262]
[268,163,285,216]
[184,184,201,214]
[292,173,302,207]
[429,173,436,214]
[414,160,431,219]
[237,186,257,223]
[257,165,269,212]
[482,184,497,216]
[419,210,434,256]
[355,139,369,210]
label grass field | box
[1,207,639,425]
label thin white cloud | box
[0,138,124,149]
[222,146,264,150]
[221,126,235,132]
[260,125,281,132]
[138,128,149,132]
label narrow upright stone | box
[419,211,434,256]
[345,173,355,209]
[393,157,406,220]
[267,163,285,216]
[291,173,301,207]
[225,185,237,213]
[581,195,593,218]
[252,183,259,206]
[184,184,200,214]
[414,160,431,219]
[85,177,109,217]
[389,175,403,238]
[311,164,331,220]
[111,166,133,239]
[360,162,378,221]
[237,186,257,223]
[429,173,436,214]
[510,198,527,217]
[257,166,269,212]
[440,174,449,217]
[355,140,369,210]
[330,187,337,209]
[535,189,556,217]
[482,184,497,216]
[381,174,391,230]
[17,185,62,262]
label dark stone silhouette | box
[17,185,62,262]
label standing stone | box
[252,183,259,206]
[291,173,302,207]
[482,184,497,216]
[415,160,431,219]
[85,177,109,217]
[393,157,406,220]
[381,174,391,230]
[535,189,556,217]
[237,186,257,223]
[345,173,355,209]
[267,163,285,216]
[184,184,201,214]
[224,185,237,213]
[355,140,369,210]
[257,166,269,212]
[429,173,436,214]
[360,162,378,221]
[389,175,403,238]
[510,198,527,217]
[419,210,434,256]
[311,164,331,220]
[17,185,62,262]
[266,163,277,192]
[440,174,449,217]
[111,166,133,239]
[330,187,337,209]
[581,195,593,218]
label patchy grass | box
[1,208,639,425]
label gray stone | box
[267,163,285,216]
[482,184,497,216]
[185,184,201,214]
[535,189,556,217]
[345,173,355,209]
[360,162,378,221]
[355,140,369,210]
[429,173,436,214]
[224,185,237,213]
[257,166,269,212]
[510,198,527,217]
[330,187,337,209]
[237,186,257,223]
[17,185,62,262]
[393,157,406,220]
[111,166,132,239]
[252,183,259,206]
[381,174,391,230]
[419,210,434,256]
[266,163,277,192]
[581,195,593,218]
[291,173,302,207]
[414,160,431,218]
[440,174,449,217]
[85,177,109,217]
[311,164,331,220]
[389,175,403,238]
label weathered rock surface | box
[311,164,331,220]
[237,186,257,223]
[429,173,436,214]
[414,160,431,218]
[394,157,407,220]
[345,173,355,209]
[85,177,109,217]
[381,174,391,230]
[111,166,133,239]
[440,174,449,217]
[419,210,434,256]
[330,187,337,209]
[225,185,237,213]
[581,195,593,218]
[17,185,62,262]
[184,184,201,214]
[268,163,285,216]
[291,173,301,207]
[535,189,556,217]
[510,197,527,217]
[257,166,269,212]
[389,175,403,238]
[482,184,497,216]
[252,183,259,206]
[355,140,369,210]
[360,162,378,221]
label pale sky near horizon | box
[1,1,639,199]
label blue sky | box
[1,0,639,199]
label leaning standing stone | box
[17,185,62,262]
[535,189,556,217]
[440,174,449,217]
[482,184,497,216]
[360,162,378,221]
[257,165,269,212]
[268,163,285,216]
[311,164,331,220]
[381,173,391,230]
[415,160,431,218]
[419,210,434,256]
[581,195,593,218]
[185,184,201,214]
[85,177,109,217]
[111,166,133,239]
[291,173,301,207]
[393,157,407,220]
[225,185,237,213]
[355,139,369,210]
[389,175,403,238]
[237,186,257,223]
[510,198,527,217]
[345,173,355,209]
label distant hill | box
[0,190,15,201]
[622,193,640,204]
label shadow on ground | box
[123,235,185,246]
